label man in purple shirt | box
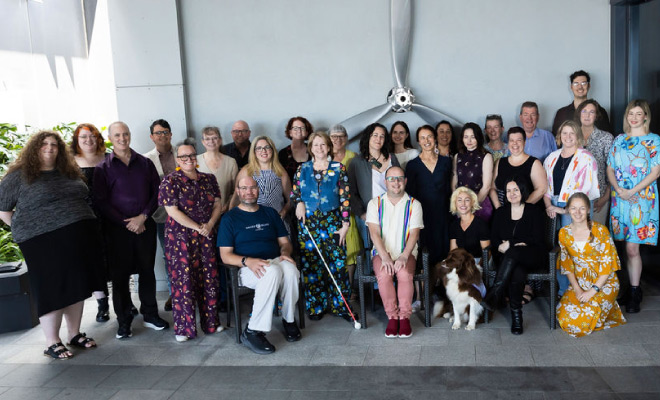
[93,121,170,339]
[519,101,557,162]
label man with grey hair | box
[518,101,556,162]
[93,121,170,339]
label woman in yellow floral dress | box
[557,193,626,337]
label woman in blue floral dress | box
[158,139,223,341]
[291,132,351,321]
[607,99,660,313]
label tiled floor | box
[1,284,660,399]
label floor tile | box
[179,366,277,390]
[363,345,421,366]
[108,389,174,399]
[43,365,119,388]
[50,388,118,400]
[100,345,167,366]
[0,387,63,400]
[529,345,593,367]
[596,366,660,393]
[308,345,368,366]
[0,364,69,387]
[97,366,173,390]
[150,366,197,390]
[586,344,654,366]
[448,328,501,346]
[418,345,476,366]
[445,367,572,392]
[171,388,292,400]
[475,345,534,367]
[150,344,215,366]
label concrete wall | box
[178,0,611,148]
[0,0,117,132]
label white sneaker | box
[175,335,189,342]
[411,300,422,313]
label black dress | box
[449,216,489,259]
[405,155,452,265]
[494,156,537,205]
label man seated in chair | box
[218,176,301,354]
[366,166,423,338]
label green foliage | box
[0,223,22,263]
[0,123,29,177]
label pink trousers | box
[372,254,416,319]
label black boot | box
[510,307,523,335]
[482,257,516,311]
[96,297,110,323]
[626,286,643,313]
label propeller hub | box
[387,87,414,113]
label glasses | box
[385,176,405,182]
[290,126,306,132]
[177,153,197,161]
[231,129,249,135]
[153,130,171,136]
[78,135,97,141]
[581,110,596,115]
[330,135,347,140]
[238,185,257,191]
[572,81,589,87]
[255,145,272,152]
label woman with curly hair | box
[0,131,102,359]
[279,116,313,182]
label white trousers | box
[239,258,299,332]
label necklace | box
[558,154,573,171]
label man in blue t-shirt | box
[218,176,301,354]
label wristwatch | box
[592,284,600,292]
[241,256,247,267]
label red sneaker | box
[385,318,399,338]
[399,318,412,338]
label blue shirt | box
[524,128,556,162]
[217,205,288,260]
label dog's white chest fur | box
[437,268,484,331]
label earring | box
[196,164,199,168]
[175,166,181,171]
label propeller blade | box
[338,103,392,141]
[391,0,412,88]
[412,103,463,128]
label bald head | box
[236,176,259,205]
[385,166,406,198]
[108,121,130,136]
[231,120,251,146]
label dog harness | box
[373,196,415,257]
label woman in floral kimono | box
[557,193,626,337]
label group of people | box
[0,69,657,359]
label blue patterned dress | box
[291,160,351,316]
[607,133,660,245]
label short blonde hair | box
[307,131,333,159]
[623,99,651,134]
[449,186,481,215]
[556,120,585,147]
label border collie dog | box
[433,248,485,330]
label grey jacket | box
[347,155,400,218]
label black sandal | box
[68,332,96,349]
[522,290,535,305]
[44,342,73,360]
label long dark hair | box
[359,123,391,160]
[435,120,458,155]
[458,122,486,154]
[389,121,414,151]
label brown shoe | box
[399,318,412,338]
[164,296,172,312]
[385,318,398,338]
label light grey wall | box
[179,0,611,149]
[0,0,117,131]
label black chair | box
[355,237,432,329]
[222,262,306,344]
[482,216,559,329]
